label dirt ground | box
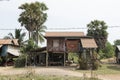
[0,66,119,80]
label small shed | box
[0,39,20,66]
[80,38,98,60]
[81,38,98,49]
[115,45,120,64]
[80,38,98,69]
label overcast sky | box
[0,0,120,44]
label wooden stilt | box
[34,54,36,67]
[25,55,27,67]
[46,52,48,67]
[64,52,66,66]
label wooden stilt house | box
[30,32,98,67]
[45,32,97,66]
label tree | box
[32,25,47,44]
[99,42,114,59]
[19,38,38,66]
[20,38,37,54]
[87,20,108,50]
[18,1,48,45]
[114,39,120,46]
[4,29,26,46]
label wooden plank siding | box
[47,38,65,53]
[46,37,81,53]
[66,40,80,53]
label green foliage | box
[92,51,100,70]
[78,57,88,70]
[114,39,120,46]
[87,20,108,49]
[18,2,48,31]
[33,25,47,44]
[14,54,26,67]
[99,42,114,59]
[20,38,38,53]
[18,1,48,44]
[95,64,120,74]
[4,29,26,46]
[78,51,100,70]
[78,52,90,70]
[68,52,78,63]
[98,50,105,59]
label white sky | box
[0,0,120,45]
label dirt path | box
[0,67,119,80]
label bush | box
[78,51,100,70]
[78,57,90,70]
[14,54,26,67]
[99,42,114,59]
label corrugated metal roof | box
[0,45,2,48]
[116,45,120,51]
[0,39,19,45]
[81,38,98,48]
[7,46,20,56]
[45,32,84,37]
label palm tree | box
[87,20,108,50]
[33,25,47,45]
[18,1,48,44]
[4,29,26,46]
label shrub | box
[78,57,89,70]
[14,54,26,67]
[78,51,100,70]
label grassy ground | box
[96,64,120,74]
[0,75,101,80]
[77,63,120,75]
[0,64,119,80]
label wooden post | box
[39,54,40,64]
[64,52,66,66]
[46,52,48,67]
[25,55,27,67]
[90,49,93,78]
[34,54,36,67]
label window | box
[53,40,59,47]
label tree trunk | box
[29,31,31,39]
[36,26,39,46]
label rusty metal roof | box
[45,32,84,37]
[81,38,98,48]
[0,39,19,45]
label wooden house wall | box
[66,40,79,52]
[47,38,65,52]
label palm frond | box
[8,33,14,39]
